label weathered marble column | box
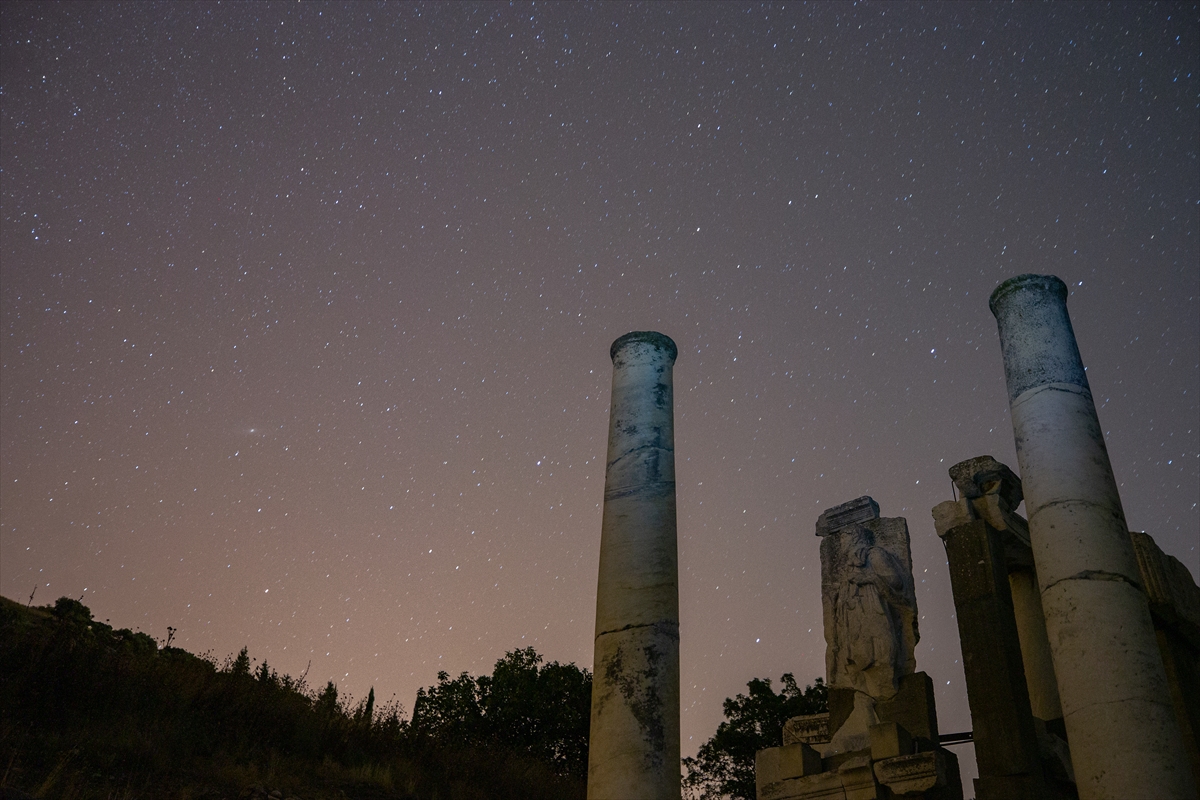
[990,274,1195,799]
[587,331,681,800]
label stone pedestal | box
[587,331,681,800]
[991,275,1195,799]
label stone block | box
[1129,530,1200,791]
[1008,568,1063,722]
[873,750,945,796]
[756,742,823,784]
[782,742,824,778]
[755,747,784,798]
[784,712,830,746]
[1033,719,1075,789]
[838,754,880,800]
[825,691,879,757]
[940,748,964,800]
[869,721,912,761]
[756,750,886,800]
[969,493,1030,547]
[1155,626,1200,794]
[828,687,857,736]
[821,747,872,775]
[757,768,860,800]
[932,499,973,538]
[875,672,938,743]
[1130,530,1200,647]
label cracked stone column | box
[587,331,681,800]
[990,274,1195,799]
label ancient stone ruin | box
[986,274,1197,799]
[752,273,1198,800]
[591,277,1198,800]
[818,497,918,701]
[755,496,963,800]
[934,454,1200,800]
[932,456,1075,800]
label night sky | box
[3,2,1196,791]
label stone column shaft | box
[1006,567,1063,723]
[990,274,1194,799]
[941,519,1046,798]
[587,331,681,800]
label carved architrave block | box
[784,713,831,746]
[873,750,946,795]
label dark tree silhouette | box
[411,646,592,778]
[683,674,828,800]
[0,595,586,798]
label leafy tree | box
[683,674,827,800]
[411,646,593,778]
[483,647,593,776]
[411,668,485,745]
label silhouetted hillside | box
[0,595,588,800]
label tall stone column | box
[990,274,1195,799]
[587,331,681,800]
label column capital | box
[988,273,1067,317]
[989,273,1088,400]
[611,330,677,364]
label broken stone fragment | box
[931,498,973,538]
[819,501,919,700]
[948,454,1022,509]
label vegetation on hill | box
[0,595,589,799]
[1,594,824,800]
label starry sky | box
[2,1,1196,790]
